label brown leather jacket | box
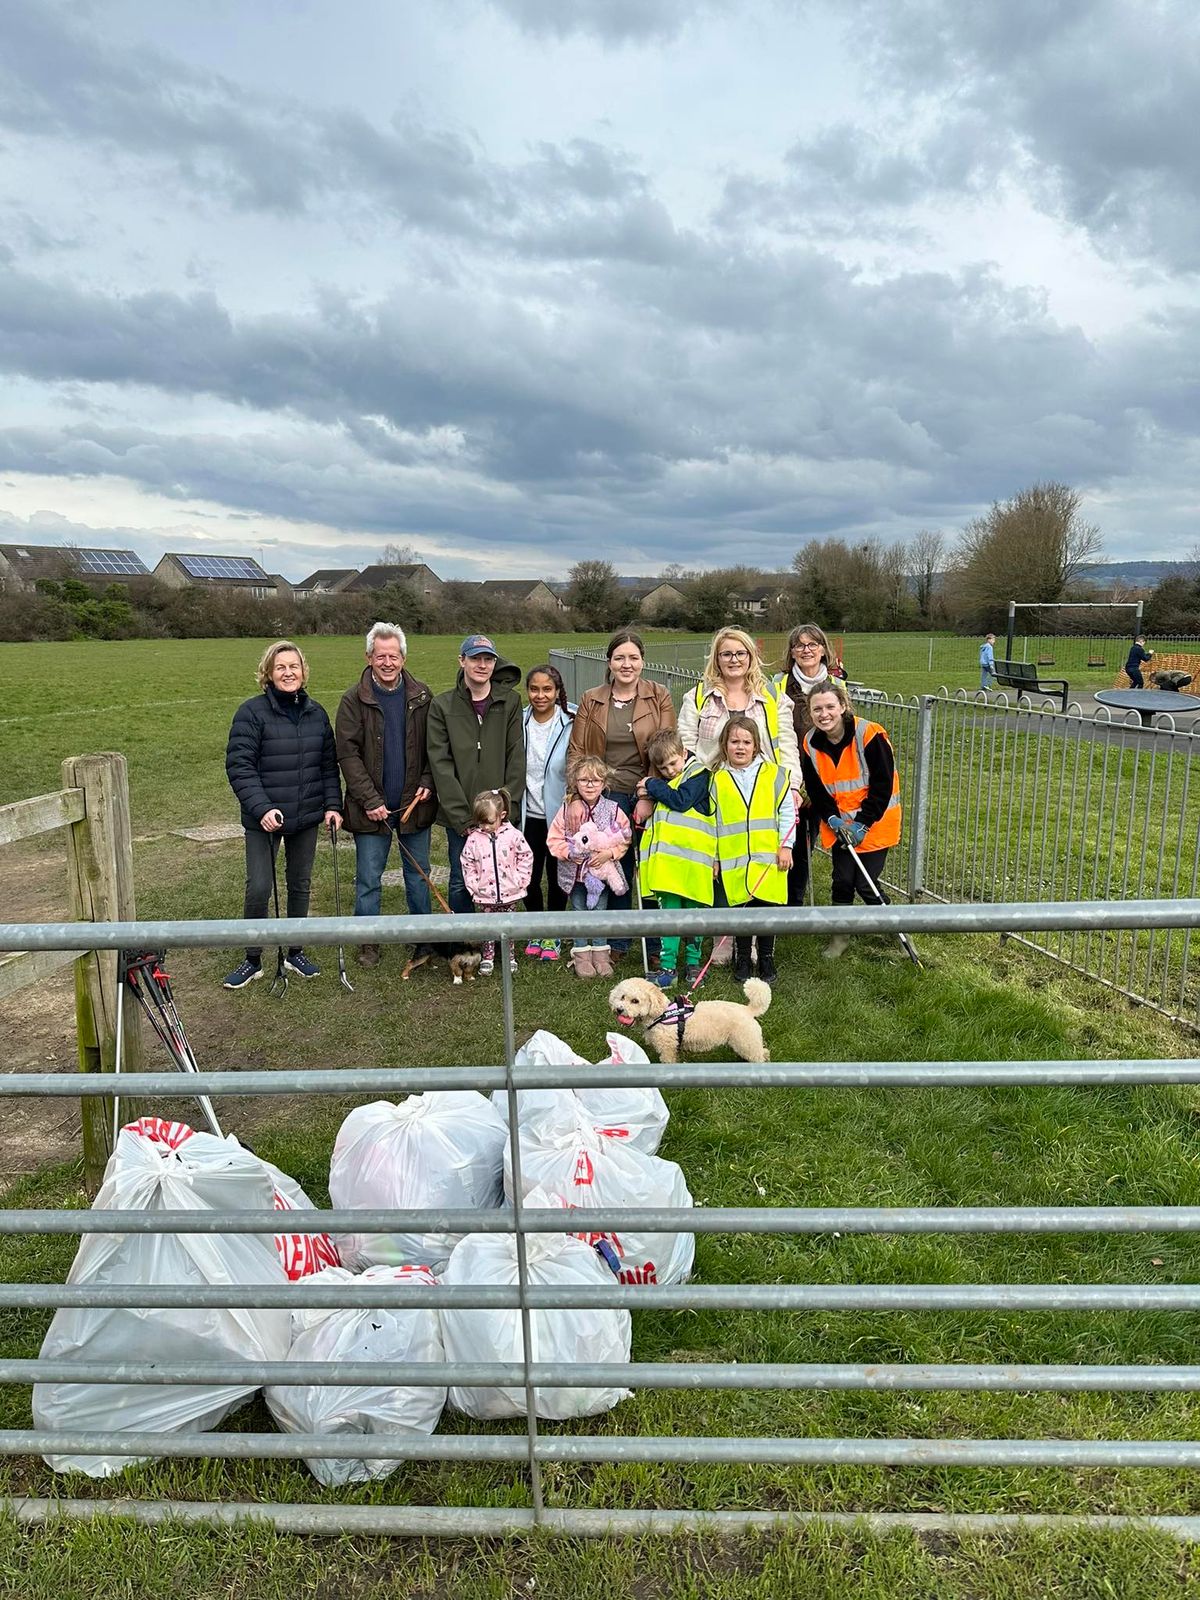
[335,667,437,835]
[568,678,677,784]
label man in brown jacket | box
[335,622,437,966]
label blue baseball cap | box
[460,634,497,657]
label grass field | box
[3,631,1200,1595]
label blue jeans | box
[353,826,432,920]
[445,826,472,915]
[569,881,609,949]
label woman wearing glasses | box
[679,628,802,786]
[774,622,838,905]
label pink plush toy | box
[569,823,628,909]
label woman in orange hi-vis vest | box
[799,679,901,960]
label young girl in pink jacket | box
[547,755,632,979]
[460,788,534,975]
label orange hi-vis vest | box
[803,718,901,851]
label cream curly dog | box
[608,976,772,1064]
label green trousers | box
[655,890,706,972]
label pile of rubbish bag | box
[35,1032,695,1483]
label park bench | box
[992,659,1069,710]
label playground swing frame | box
[1005,599,1144,669]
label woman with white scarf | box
[774,621,838,907]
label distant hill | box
[1078,560,1195,589]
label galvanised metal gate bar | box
[4,899,1200,1539]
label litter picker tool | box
[328,820,354,993]
[843,837,922,967]
[269,836,287,998]
[118,950,223,1136]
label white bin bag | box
[505,1102,694,1287]
[265,1264,445,1486]
[440,1188,631,1420]
[33,1119,290,1478]
[260,1156,341,1281]
[330,1093,506,1273]
[491,1030,669,1156]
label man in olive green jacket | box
[426,634,526,914]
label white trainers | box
[823,934,850,960]
[478,957,495,976]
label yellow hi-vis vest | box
[639,760,716,905]
[803,718,901,851]
[712,760,790,906]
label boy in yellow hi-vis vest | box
[635,729,716,990]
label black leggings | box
[521,815,566,914]
[830,844,889,907]
[242,825,317,960]
[786,808,822,906]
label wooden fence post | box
[62,752,144,1190]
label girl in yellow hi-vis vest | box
[799,678,901,960]
[636,728,717,990]
[710,715,795,986]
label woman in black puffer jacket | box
[223,640,342,988]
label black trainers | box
[283,950,321,979]
[733,940,753,984]
[223,958,262,990]
[757,952,778,985]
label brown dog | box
[400,943,482,985]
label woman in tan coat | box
[568,628,675,958]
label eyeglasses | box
[794,642,822,652]
[718,650,750,661]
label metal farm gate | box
[5,899,1200,1538]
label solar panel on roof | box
[177,554,267,580]
[76,549,149,576]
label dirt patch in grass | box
[0,843,80,1192]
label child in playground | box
[636,729,716,990]
[459,787,534,975]
[709,715,794,985]
[547,754,632,979]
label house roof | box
[0,544,149,579]
[296,568,357,590]
[340,564,434,591]
[478,579,555,599]
[735,584,783,603]
[161,553,271,583]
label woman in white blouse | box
[678,627,802,795]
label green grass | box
[4,632,1200,1591]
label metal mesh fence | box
[550,651,1200,1028]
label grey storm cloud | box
[0,4,676,253]
[480,0,729,42]
[1,1,1198,572]
[830,0,1200,270]
[1,232,1189,551]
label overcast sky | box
[1,0,1197,581]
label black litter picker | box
[114,951,223,1140]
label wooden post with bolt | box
[62,752,145,1190]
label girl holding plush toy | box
[547,754,632,979]
[460,787,534,975]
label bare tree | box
[381,541,420,566]
[945,483,1103,631]
[909,528,945,623]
